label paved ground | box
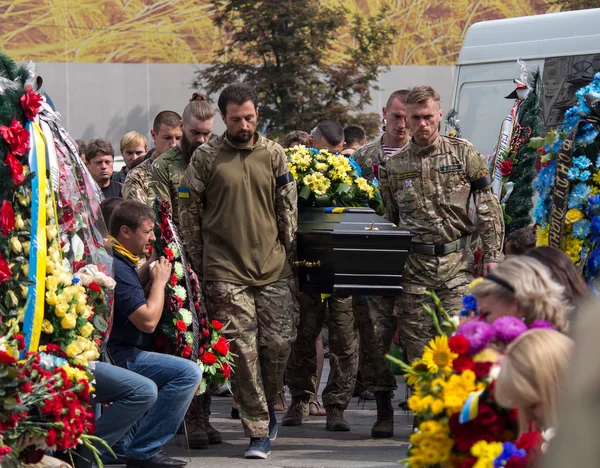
[166,362,412,468]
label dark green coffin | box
[296,208,413,296]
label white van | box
[449,8,600,155]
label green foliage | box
[504,69,542,233]
[193,0,396,138]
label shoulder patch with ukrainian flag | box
[178,187,190,199]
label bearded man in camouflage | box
[379,86,504,364]
[178,83,298,460]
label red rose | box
[170,274,178,286]
[182,344,192,358]
[88,282,101,293]
[474,361,494,380]
[20,87,44,120]
[164,247,174,261]
[211,320,223,331]
[20,382,33,393]
[213,337,230,356]
[14,334,25,351]
[0,118,30,156]
[220,362,232,379]
[5,152,25,185]
[0,445,12,457]
[499,160,513,177]
[448,335,470,355]
[452,355,475,374]
[201,352,217,365]
[0,350,17,365]
[516,431,543,451]
[176,320,187,332]
[0,200,15,236]
[477,401,505,433]
[202,328,210,337]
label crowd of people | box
[75,82,595,468]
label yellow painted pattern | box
[0,0,555,66]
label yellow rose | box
[42,319,54,334]
[46,291,58,305]
[10,237,22,254]
[79,322,95,338]
[46,225,58,240]
[15,215,25,230]
[46,276,58,291]
[54,302,68,317]
[60,290,74,304]
[61,313,77,329]
[22,241,30,256]
[21,264,28,276]
[17,193,30,207]
[565,208,584,224]
[6,318,20,333]
[69,305,78,315]
[7,290,19,308]
[65,341,83,358]
[20,285,28,299]
[46,261,56,275]
[80,306,93,320]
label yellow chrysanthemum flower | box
[565,208,584,224]
[421,336,457,373]
[593,170,600,185]
[536,225,549,246]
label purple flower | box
[456,321,494,355]
[529,320,555,331]
[492,316,528,343]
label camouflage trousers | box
[286,294,358,408]
[352,296,397,393]
[395,284,469,363]
[203,277,298,438]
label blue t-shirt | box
[107,251,155,366]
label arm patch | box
[471,173,492,191]
[276,172,294,187]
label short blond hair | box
[406,86,441,106]
[495,329,573,433]
[473,256,568,333]
[120,131,147,153]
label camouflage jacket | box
[178,132,297,285]
[122,151,158,203]
[148,145,186,232]
[379,135,504,266]
[352,137,384,183]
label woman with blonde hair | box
[472,256,568,333]
[494,329,574,434]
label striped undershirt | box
[382,145,400,159]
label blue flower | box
[462,294,477,311]
[568,183,592,209]
[590,216,600,243]
[586,247,600,278]
[574,156,592,169]
[596,155,600,169]
[72,277,80,285]
[494,442,526,467]
[573,219,591,239]
[39,352,68,371]
[580,170,591,182]
[348,157,362,177]
[567,167,580,180]
[372,178,379,188]
[588,195,600,217]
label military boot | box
[372,391,394,438]
[281,395,310,426]
[186,396,209,449]
[325,405,350,431]
[202,390,223,444]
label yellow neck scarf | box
[109,236,141,265]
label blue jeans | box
[92,362,158,461]
[119,350,202,460]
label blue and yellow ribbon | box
[459,390,484,424]
[22,121,47,355]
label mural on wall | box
[0,0,552,66]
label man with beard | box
[149,94,214,231]
[147,94,216,449]
[122,111,182,203]
[178,83,298,459]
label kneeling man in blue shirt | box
[107,200,202,468]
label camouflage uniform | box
[122,150,158,203]
[178,132,299,439]
[350,138,399,393]
[286,294,358,408]
[379,135,504,362]
[148,145,186,231]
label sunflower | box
[422,336,458,373]
[405,359,429,386]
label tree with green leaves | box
[193,0,396,138]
